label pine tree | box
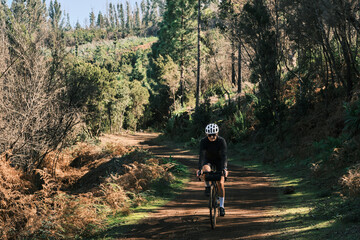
[97,11,105,28]
[135,2,141,29]
[75,20,81,29]
[145,0,151,27]
[89,10,95,28]
[118,3,125,30]
[108,3,115,28]
[49,0,62,28]
[149,0,158,25]
[64,12,71,30]
[126,1,132,30]
[153,0,198,106]
[141,0,146,26]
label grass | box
[229,141,360,240]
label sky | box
[7,0,137,26]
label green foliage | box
[312,137,343,157]
[125,80,150,131]
[66,60,114,135]
[153,55,180,108]
[239,0,282,127]
[153,0,197,64]
[165,110,191,138]
[228,109,247,142]
[344,99,360,136]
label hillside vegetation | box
[0,0,360,239]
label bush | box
[344,98,360,136]
[341,164,360,197]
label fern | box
[344,100,360,136]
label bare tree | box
[0,0,79,173]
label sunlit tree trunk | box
[195,0,201,109]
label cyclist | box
[197,123,228,217]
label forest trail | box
[100,132,279,240]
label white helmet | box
[205,123,219,135]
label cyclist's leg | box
[217,177,225,216]
[214,161,225,198]
[215,159,226,216]
[216,176,225,198]
[202,162,212,173]
[202,163,212,195]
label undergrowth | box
[231,129,360,239]
[0,141,187,239]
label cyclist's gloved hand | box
[197,170,202,177]
[223,169,228,177]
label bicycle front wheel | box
[209,185,217,229]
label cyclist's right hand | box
[196,170,202,177]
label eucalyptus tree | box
[239,0,282,126]
[280,0,360,106]
[218,0,244,94]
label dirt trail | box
[101,133,279,240]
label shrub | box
[344,98,360,136]
[341,164,360,197]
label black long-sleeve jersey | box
[198,136,228,171]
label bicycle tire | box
[209,184,217,229]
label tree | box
[49,0,62,28]
[1,0,78,172]
[154,55,181,109]
[64,12,71,30]
[195,0,201,109]
[154,0,198,107]
[125,81,150,131]
[219,0,244,94]
[144,0,151,27]
[118,3,125,30]
[126,1,132,31]
[89,10,96,28]
[141,0,146,26]
[97,11,105,28]
[135,2,141,29]
[280,0,360,110]
[149,0,159,25]
[239,0,281,126]
[66,61,113,135]
[108,77,132,132]
[108,3,115,28]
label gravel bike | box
[200,170,225,229]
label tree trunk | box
[237,42,241,94]
[231,38,236,86]
[195,0,201,109]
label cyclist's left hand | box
[223,169,228,177]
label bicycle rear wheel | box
[209,185,217,229]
